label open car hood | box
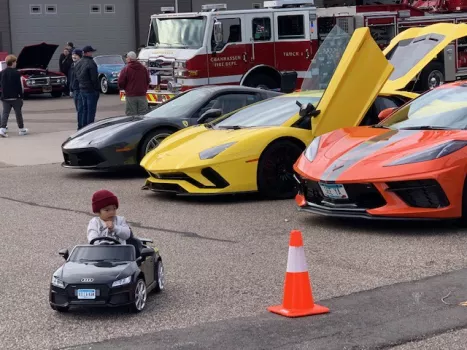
[16,42,59,69]
[383,23,467,91]
[303,26,393,137]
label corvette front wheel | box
[257,140,303,199]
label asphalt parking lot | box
[3,94,467,349]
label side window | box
[211,18,242,51]
[252,17,271,41]
[361,96,399,126]
[277,15,305,40]
[195,93,261,118]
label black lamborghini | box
[49,236,163,313]
[61,86,281,170]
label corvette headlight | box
[112,276,131,287]
[385,140,467,167]
[304,136,321,162]
[52,276,65,289]
[199,142,236,160]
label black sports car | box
[49,236,163,313]
[61,86,282,170]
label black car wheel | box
[257,140,304,199]
[130,278,147,313]
[139,129,174,160]
[154,260,165,293]
[50,304,69,312]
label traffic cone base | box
[267,303,330,318]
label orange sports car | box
[294,81,467,221]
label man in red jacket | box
[118,51,150,115]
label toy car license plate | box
[77,289,96,299]
[42,86,52,92]
[319,183,348,199]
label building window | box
[90,4,101,14]
[30,5,42,14]
[252,18,271,41]
[277,14,305,40]
[45,4,57,14]
[104,4,115,13]
[252,3,261,8]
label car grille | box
[386,179,450,208]
[148,58,174,88]
[304,180,386,209]
[63,149,104,167]
[149,167,229,189]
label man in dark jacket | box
[118,51,150,115]
[74,45,99,127]
[0,55,28,137]
[68,49,84,130]
[59,47,73,95]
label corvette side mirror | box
[197,108,222,124]
[58,249,69,260]
[378,107,396,121]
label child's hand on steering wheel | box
[105,221,114,231]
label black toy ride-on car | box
[49,236,164,313]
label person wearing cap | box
[118,51,150,115]
[87,189,131,245]
[68,49,85,129]
[74,45,100,127]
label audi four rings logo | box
[81,278,94,282]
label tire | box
[154,259,165,293]
[139,128,174,160]
[460,176,467,226]
[51,91,62,98]
[100,76,109,94]
[243,73,278,90]
[129,278,147,313]
[50,304,69,312]
[257,140,304,199]
[417,61,444,92]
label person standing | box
[68,49,84,130]
[118,51,150,115]
[0,55,28,137]
[59,47,73,96]
[75,45,99,128]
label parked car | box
[94,55,125,94]
[61,86,281,170]
[0,42,66,98]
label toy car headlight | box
[199,142,236,160]
[384,140,467,166]
[52,276,65,289]
[112,276,131,287]
[304,136,321,162]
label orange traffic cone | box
[268,230,329,318]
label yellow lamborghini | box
[140,26,418,199]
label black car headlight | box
[112,276,131,287]
[52,276,65,289]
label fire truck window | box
[277,15,304,40]
[211,18,242,50]
[252,18,271,41]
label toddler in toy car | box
[87,189,131,244]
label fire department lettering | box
[210,55,241,67]
[284,52,302,57]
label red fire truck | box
[120,0,467,105]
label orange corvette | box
[294,81,467,221]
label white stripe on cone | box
[286,246,308,273]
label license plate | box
[150,70,159,86]
[42,86,52,92]
[77,289,96,299]
[319,183,348,199]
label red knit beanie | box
[92,190,119,213]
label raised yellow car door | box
[310,27,394,137]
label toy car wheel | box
[130,278,147,313]
[50,304,69,313]
[154,260,165,292]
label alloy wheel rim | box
[145,134,170,154]
[101,78,108,93]
[428,70,444,89]
[135,280,147,310]
[262,147,299,194]
[158,262,165,290]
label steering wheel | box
[89,236,121,245]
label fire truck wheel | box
[257,139,304,199]
[138,128,175,160]
[418,62,444,92]
[244,74,278,90]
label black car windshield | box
[385,33,445,81]
[94,56,124,65]
[379,84,467,130]
[69,245,135,262]
[148,17,206,49]
[145,89,212,118]
[213,95,321,128]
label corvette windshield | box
[145,89,212,118]
[380,84,467,129]
[213,95,321,128]
[69,246,135,262]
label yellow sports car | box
[140,26,418,199]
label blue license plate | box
[77,289,96,299]
[319,183,349,199]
